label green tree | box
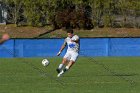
[4,0,23,26]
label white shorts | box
[63,51,79,62]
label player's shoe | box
[57,73,61,77]
[57,71,64,77]
[56,68,61,73]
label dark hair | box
[67,29,73,34]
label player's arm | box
[57,39,67,56]
[71,35,79,43]
[71,39,79,43]
[0,39,7,44]
[0,34,10,44]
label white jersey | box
[64,35,80,53]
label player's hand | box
[2,34,10,41]
[71,40,74,42]
[57,51,61,56]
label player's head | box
[67,29,73,38]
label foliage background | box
[2,0,140,29]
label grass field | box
[0,57,140,93]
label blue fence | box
[0,38,140,57]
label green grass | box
[0,57,140,93]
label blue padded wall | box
[0,38,140,57]
[0,40,14,58]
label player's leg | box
[57,61,74,77]
[56,52,70,73]
[57,52,78,77]
[56,58,68,73]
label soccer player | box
[56,29,80,77]
[0,34,10,44]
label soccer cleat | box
[57,73,61,77]
[57,71,64,77]
[56,68,61,73]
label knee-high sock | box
[58,64,64,70]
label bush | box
[53,5,93,29]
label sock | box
[63,66,69,73]
[58,66,69,76]
[58,64,64,70]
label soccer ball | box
[42,59,49,66]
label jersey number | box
[69,43,75,48]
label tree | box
[2,0,140,28]
[4,0,23,26]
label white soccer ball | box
[42,59,49,66]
